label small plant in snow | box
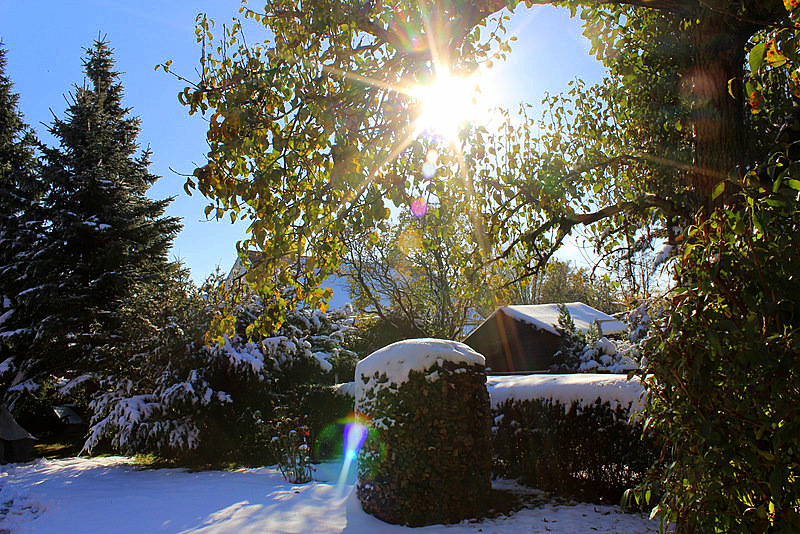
[266,412,315,483]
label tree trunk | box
[689,14,755,205]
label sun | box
[412,72,486,141]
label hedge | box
[354,339,492,526]
[491,397,659,503]
[336,373,658,504]
[489,374,657,503]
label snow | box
[0,308,14,326]
[487,374,646,414]
[653,244,674,267]
[0,357,14,375]
[333,381,356,397]
[575,337,639,374]
[56,374,94,397]
[340,373,645,415]
[0,457,660,533]
[355,339,484,399]
[312,351,334,372]
[7,380,39,393]
[52,405,84,425]
[220,336,265,373]
[500,303,628,336]
[0,328,28,338]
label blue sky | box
[0,1,605,283]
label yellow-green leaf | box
[712,181,725,200]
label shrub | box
[287,384,354,460]
[355,339,492,526]
[84,274,360,465]
[491,397,659,503]
[637,178,800,532]
[549,303,588,371]
[266,410,315,483]
[550,303,644,373]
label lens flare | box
[414,73,477,140]
[421,162,436,180]
[410,197,428,218]
[337,420,368,488]
[344,422,368,461]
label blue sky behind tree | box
[0,0,604,282]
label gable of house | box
[462,302,626,374]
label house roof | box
[493,302,627,337]
[0,405,34,441]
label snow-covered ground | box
[0,456,661,533]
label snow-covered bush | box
[577,336,639,373]
[83,271,360,463]
[550,303,653,373]
[355,339,492,527]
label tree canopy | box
[169,0,796,330]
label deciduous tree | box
[171,1,800,528]
[169,0,792,323]
[344,208,501,341]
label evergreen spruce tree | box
[3,39,181,407]
[0,44,44,400]
[549,304,586,372]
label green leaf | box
[749,43,766,73]
[745,81,756,98]
[786,179,800,190]
[712,182,726,200]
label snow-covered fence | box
[354,339,492,526]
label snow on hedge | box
[354,338,484,399]
[487,374,645,414]
[333,381,356,397]
[342,373,645,415]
